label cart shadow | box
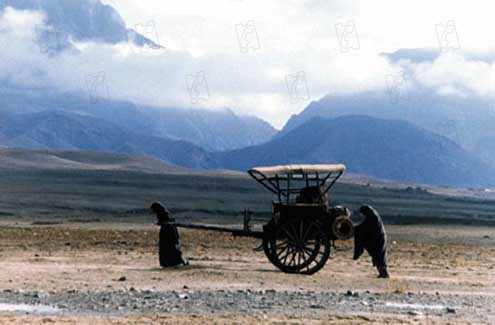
[133,263,280,274]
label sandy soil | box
[0,222,493,324]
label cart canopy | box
[249,164,345,176]
[248,163,346,202]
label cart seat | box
[296,186,328,205]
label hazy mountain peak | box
[383,47,495,64]
[0,0,153,46]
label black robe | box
[150,202,186,267]
[159,222,186,267]
[353,205,387,269]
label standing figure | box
[150,202,187,267]
[353,204,390,278]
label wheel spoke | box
[283,227,297,243]
[290,223,298,235]
[280,249,289,264]
[299,220,304,242]
[297,249,302,266]
[276,243,291,259]
[281,246,294,264]
[277,244,291,259]
[290,222,300,242]
[302,246,314,254]
[299,248,309,262]
[287,249,297,266]
[275,240,289,249]
[301,222,313,242]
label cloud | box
[395,53,495,98]
[1,2,495,128]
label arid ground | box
[0,221,493,324]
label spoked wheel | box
[262,236,279,266]
[263,218,330,275]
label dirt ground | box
[0,222,493,324]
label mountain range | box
[281,85,495,168]
[215,115,494,188]
[0,110,216,168]
[282,88,495,153]
[2,110,491,187]
[0,87,276,152]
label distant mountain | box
[0,110,217,168]
[0,147,186,173]
[215,116,494,188]
[382,48,440,63]
[474,136,495,165]
[280,88,495,164]
[0,88,276,151]
[382,48,495,64]
[135,107,277,151]
[0,0,153,47]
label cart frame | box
[172,164,353,275]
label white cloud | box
[2,2,495,128]
[407,53,495,97]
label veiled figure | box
[150,202,187,267]
[353,204,390,278]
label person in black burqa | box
[150,202,187,267]
[353,204,390,278]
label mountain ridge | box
[0,110,217,168]
[280,89,495,167]
[215,115,494,188]
[0,146,185,173]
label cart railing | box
[248,169,344,203]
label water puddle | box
[0,303,60,313]
[385,302,448,310]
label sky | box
[2,0,495,128]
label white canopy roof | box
[249,164,346,176]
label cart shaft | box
[173,223,264,239]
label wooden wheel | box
[263,218,330,275]
[262,235,278,266]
